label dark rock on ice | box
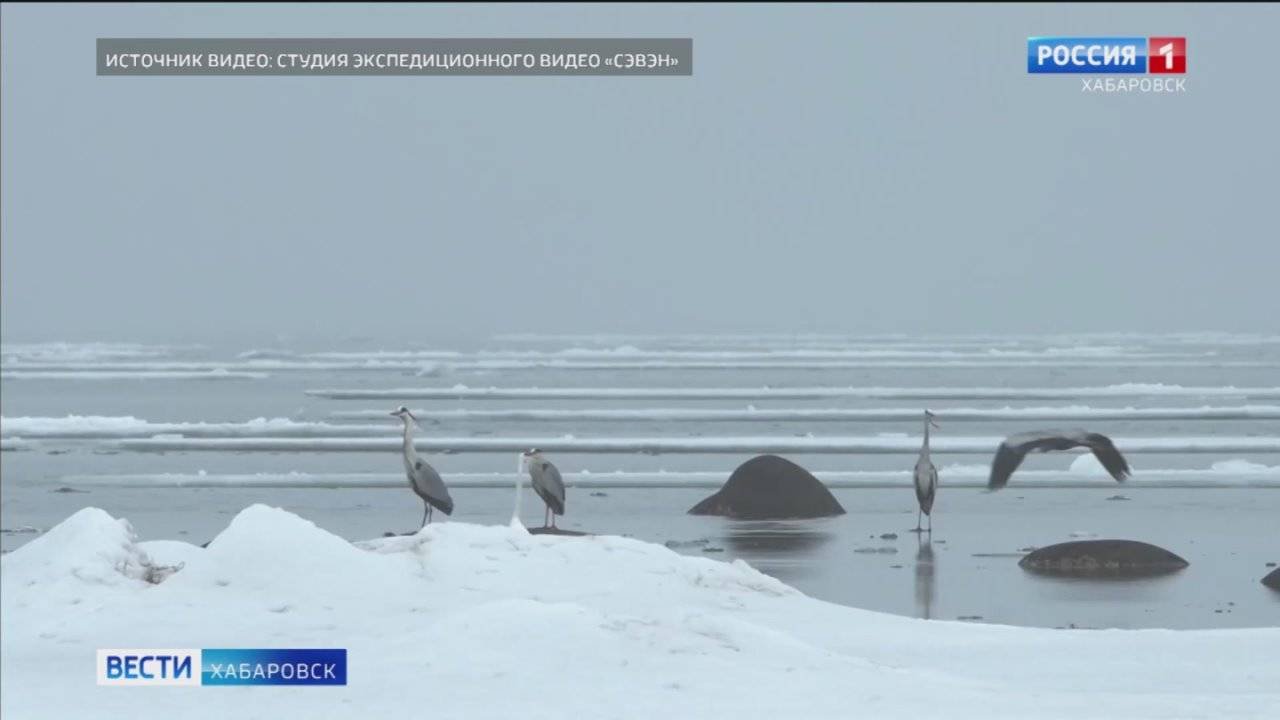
[688,455,845,520]
[1262,567,1280,591]
[1019,539,1188,577]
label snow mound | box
[3,506,1278,719]
[0,508,155,606]
[170,504,388,596]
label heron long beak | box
[389,411,399,417]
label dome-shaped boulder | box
[1262,567,1280,591]
[688,455,845,520]
[1019,539,1188,577]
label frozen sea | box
[2,333,1278,629]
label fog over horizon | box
[2,4,1278,346]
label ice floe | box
[327,404,1280,422]
[108,434,1280,454]
[305,383,1280,400]
[58,460,1280,489]
[1,369,267,381]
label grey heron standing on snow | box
[987,429,1131,490]
[521,448,566,529]
[913,410,939,533]
[391,406,453,527]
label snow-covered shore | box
[2,506,1277,719]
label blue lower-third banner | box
[203,648,347,686]
[98,648,347,686]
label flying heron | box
[521,448,566,529]
[987,429,1131,490]
[391,406,454,527]
[913,410,939,533]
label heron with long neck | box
[391,406,454,528]
[913,410,939,533]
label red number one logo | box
[1149,37,1186,74]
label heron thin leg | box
[927,513,932,533]
[551,510,556,529]
[420,502,429,529]
[916,509,921,532]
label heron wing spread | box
[987,440,1028,490]
[1006,430,1082,453]
[1086,434,1131,482]
[988,429,1128,490]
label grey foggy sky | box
[2,3,1278,345]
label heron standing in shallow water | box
[913,410,939,533]
[391,406,453,527]
[521,448,566,529]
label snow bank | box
[111,434,1280,454]
[251,345,1257,370]
[0,369,267,381]
[0,415,375,440]
[169,505,393,598]
[308,347,1183,360]
[59,463,1280,490]
[1209,459,1275,474]
[3,506,1275,719]
[0,437,35,451]
[372,358,1272,370]
[0,342,180,362]
[11,406,1278,441]
[2,359,440,372]
[491,331,1280,346]
[305,383,1280,400]
[11,358,1268,374]
[329,404,1280,422]
[0,508,156,609]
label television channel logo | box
[1027,37,1186,74]
[98,648,347,687]
[97,649,200,687]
